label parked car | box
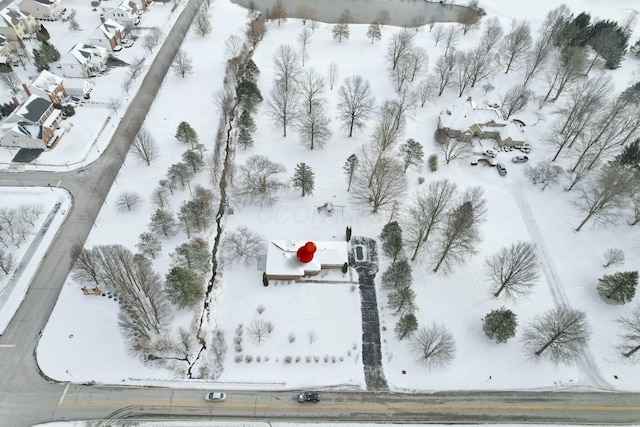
[297,391,320,403]
[516,143,531,153]
[121,38,134,48]
[511,155,529,163]
[483,150,497,158]
[496,163,507,176]
[204,392,226,402]
[113,44,122,52]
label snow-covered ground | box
[2,0,640,396]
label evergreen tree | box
[149,208,177,238]
[399,138,424,172]
[182,149,205,173]
[291,162,315,196]
[588,19,630,70]
[482,307,517,343]
[380,221,404,262]
[175,121,199,149]
[36,24,50,42]
[236,78,263,112]
[237,109,256,150]
[165,266,204,308]
[395,313,418,340]
[381,259,412,290]
[33,49,49,71]
[40,41,60,62]
[136,231,161,259]
[171,238,210,274]
[597,271,638,305]
[613,139,640,169]
[237,127,253,150]
[366,22,382,44]
[245,59,260,82]
[343,154,359,192]
[387,285,417,316]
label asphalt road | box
[1,0,640,426]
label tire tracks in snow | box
[508,174,612,391]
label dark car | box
[297,391,320,403]
[511,155,529,163]
[496,163,507,176]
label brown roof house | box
[0,1,37,41]
[28,70,67,104]
[18,0,64,21]
[438,98,525,147]
[266,240,348,281]
[0,94,63,149]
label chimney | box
[100,14,105,23]
[22,83,30,97]
[12,96,19,106]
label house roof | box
[31,70,63,94]
[498,122,525,143]
[65,43,107,65]
[439,99,503,132]
[0,2,29,27]
[32,0,58,5]
[92,18,123,40]
[266,240,348,277]
[0,120,42,139]
[16,94,51,122]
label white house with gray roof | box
[0,93,63,149]
[0,1,37,41]
[18,0,64,20]
[59,43,108,78]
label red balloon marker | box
[296,241,317,263]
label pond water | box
[234,0,468,26]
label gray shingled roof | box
[19,97,51,122]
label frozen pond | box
[235,0,469,26]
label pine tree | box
[245,59,260,82]
[165,266,204,308]
[182,149,205,173]
[292,163,315,196]
[613,139,640,169]
[237,127,253,150]
[387,285,417,316]
[236,78,263,112]
[136,232,161,259]
[482,308,517,343]
[395,313,418,340]
[33,49,49,71]
[40,41,60,62]
[237,109,256,150]
[367,22,382,44]
[597,271,638,305]
[380,221,404,262]
[400,138,424,172]
[343,154,359,192]
[175,121,199,149]
[381,259,412,290]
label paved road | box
[1,0,640,425]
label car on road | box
[496,163,507,176]
[298,391,320,403]
[204,392,226,402]
[511,155,529,163]
[483,150,497,158]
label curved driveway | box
[0,1,640,426]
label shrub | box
[284,355,292,364]
[428,154,438,172]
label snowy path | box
[508,174,612,390]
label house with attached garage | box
[89,18,124,51]
[17,0,64,21]
[100,0,140,30]
[265,240,348,281]
[0,94,64,149]
[0,1,37,41]
[438,98,526,147]
[28,69,67,104]
[59,43,108,78]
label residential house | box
[89,18,123,51]
[266,240,348,281]
[0,2,37,41]
[129,0,149,11]
[18,0,64,21]
[438,98,526,147]
[100,1,140,31]
[59,43,108,78]
[0,34,13,69]
[0,94,63,149]
[28,69,67,104]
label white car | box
[204,392,226,402]
[483,150,497,158]
[121,38,134,48]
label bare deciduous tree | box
[466,47,497,88]
[417,79,436,107]
[143,26,163,53]
[431,24,444,46]
[403,179,458,261]
[351,152,407,214]
[386,29,414,70]
[500,19,532,73]
[486,241,539,298]
[524,161,563,190]
[192,6,212,37]
[270,0,287,26]
[267,82,300,137]
[224,35,244,60]
[435,129,471,164]
[298,27,312,66]
[500,84,532,119]
[116,191,142,212]
[296,103,332,150]
[433,52,457,96]
[0,72,21,94]
[272,45,300,92]
[0,249,15,275]
[522,306,590,364]
[574,166,638,232]
[457,0,481,34]
[617,304,640,359]
[603,248,625,268]
[521,36,552,87]
[337,75,376,137]
[441,26,459,58]
[221,226,264,265]
[171,49,193,78]
[298,68,325,114]
[235,155,287,206]
[410,323,455,370]
[542,47,586,102]
[452,50,473,97]
[249,319,274,343]
[479,16,503,53]
[245,19,266,48]
[131,127,159,166]
[327,62,339,90]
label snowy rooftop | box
[31,70,63,94]
[439,98,503,132]
[266,240,348,277]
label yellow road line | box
[59,401,640,411]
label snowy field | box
[0,0,637,395]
